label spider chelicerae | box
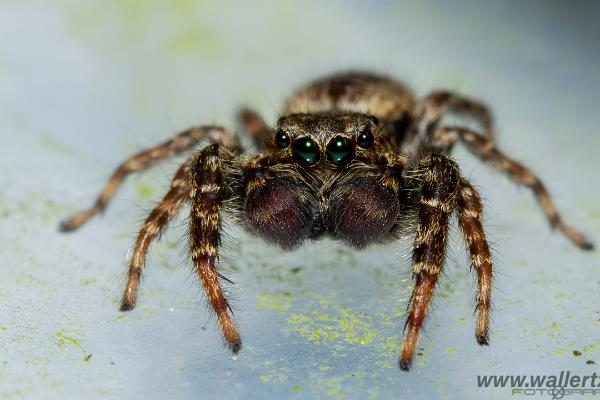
[60,72,593,371]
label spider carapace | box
[60,72,593,371]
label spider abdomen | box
[284,72,415,121]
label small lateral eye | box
[357,127,374,149]
[275,130,290,148]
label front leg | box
[120,161,190,310]
[457,178,493,345]
[60,125,241,231]
[237,108,272,150]
[189,144,241,352]
[400,154,460,370]
[431,126,593,249]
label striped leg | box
[400,154,460,371]
[120,162,190,310]
[60,126,240,231]
[457,179,493,345]
[417,91,494,140]
[237,108,272,149]
[432,126,593,250]
[189,144,241,352]
[405,91,494,158]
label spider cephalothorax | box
[60,72,593,370]
[245,112,405,250]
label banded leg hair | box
[121,142,240,351]
[457,178,493,345]
[400,154,493,370]
[60,126,240,231]
[417,91,495,140]
[237,108,272,149]
[189,144,241,352]
[431,126,594,250]
[404,91,495,158]
[121,161,190,310]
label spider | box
[60,72,593,371]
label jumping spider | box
[60,72,593,371]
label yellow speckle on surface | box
[136,182,154,200]
[444,347,457,353]
[54,332,84,353]
[291,385,301,391]
[167,28,219,59]
[586,208,600,221]
[286,293,381,346]
[284,292,404,357]
[64,0,223,63]
[311,371,367,399]
[257,291,295,313]
[172,355,185,372]
[259,369,288,383]
[582,342,600,354]
[38,133,80,158]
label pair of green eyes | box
[275,130,374,167]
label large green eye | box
[292,137,321,166]
[326,136,354,166]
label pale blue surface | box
[1,1,599,399]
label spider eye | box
[292,137,321,166]
[326,136,354,166]
[275,130,290,148]
[357,128,374,149]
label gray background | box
[1,1,599,399]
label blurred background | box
[1,1,599,399]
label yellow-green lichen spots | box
[64,0,220,61]
[284,292,404,357]
[256,291,295,313]
[251,287,411,397]
[167,27,220,60]
[38,133,81,159]
[54,331,93,363]
[136,181,155,201]
[54,331,83,351]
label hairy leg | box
[432,126,593,249]
[400,154,460,371]
[417,91,494,140]
[457,178,493,345]
[60,126,240,231]
[120,162,190,310]
[189,144,241,352]
[376,152,408,195]
[237,108,272,149]
[404,91,494,158]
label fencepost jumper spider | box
[60,72,593,370]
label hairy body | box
[61,72,592,371]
